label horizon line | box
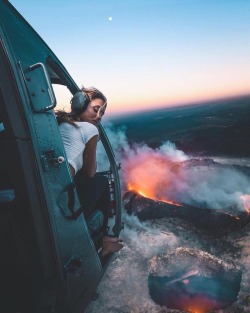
[108,93,250,118]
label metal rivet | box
[57,156,65,164]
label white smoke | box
[172,167,250,210]
[86,213,179,313]
[158,141,189,162]
[89,124,250,313]
[96,123,129,172]
[122,213,179,259]
[98,124,250,212]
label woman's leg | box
[75,174,110,233]
[75,173,123,258]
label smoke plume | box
[98,124,250,212]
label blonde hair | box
[81,87,107,106]
[55,110,78,127]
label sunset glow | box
[10,0,250,115]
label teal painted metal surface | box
[0,1,122,312]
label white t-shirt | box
[59,122,99,173]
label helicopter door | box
[0,0,104,310]
[21,61,103,311]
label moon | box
[108,16,113,21]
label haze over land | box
[108,95,250,158]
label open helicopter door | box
[0,1,110,312]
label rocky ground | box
[86,157,250,313]
[85,209,250,313]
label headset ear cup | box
[71,92,90,112]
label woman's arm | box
[82,134,99,178]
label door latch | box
[41,149,65,172]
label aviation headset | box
[70,91,90,113]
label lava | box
[128,183,182,207]
[177,295,223,313]
[240,194,250,213]
[124,151,185,202]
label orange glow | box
[125,152,185,205]
[163,293,225,313]
[189,309,204,313]
[176,295,222,313]
[124,147,249,217]
[138,190,148,197]
[240,195,250,214]
[161,198,182,206]
[129,183,182,205]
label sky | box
[10,0,250,115]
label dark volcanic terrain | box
[86,96,250,313]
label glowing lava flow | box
[160,198,182,206]
[127,184,182,206]
[240,194,250,213]
[124,151,186,206]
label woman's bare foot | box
[102,236,123,257]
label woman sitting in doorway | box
[56,87,123,258]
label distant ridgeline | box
[111,95,250,157]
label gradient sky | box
[10,0,250,115]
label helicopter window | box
[52,84,72,112]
